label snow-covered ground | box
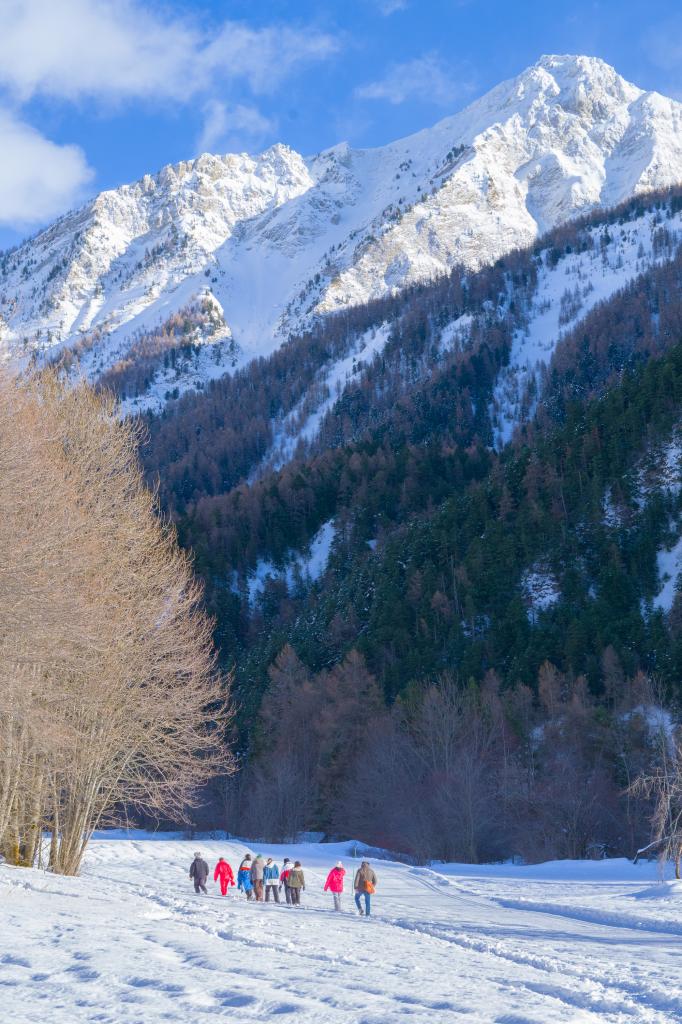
[2,836,682,1023]
[521,567,561,621]
[246,519,336,605]
[653,535,682,612]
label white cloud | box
[0,108,93,226]
[197,100,274,154]
[202,23,339,96]
[644,21,682,74]
[0,0,339,103]
[0,0,339,229]
[355,53,475,106]
[375,0,409,13]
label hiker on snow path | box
[324,861,346,911]
[264,858,280,902]
[280,857,293,905]
[354,861,377,916]
[251,853,266,901]
[213,857,235,896]
[288,861,305,907]
[237,855,254,900]
[189,852,209,895]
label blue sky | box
[1,0,682,248]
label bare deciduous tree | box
[0,371,234,874]
[631,727,682,878]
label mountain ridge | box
[3,54,682,410]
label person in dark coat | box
[189,851,209,894]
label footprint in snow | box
[126,976,185,994]
[495,1018,541,1024]
[65,964,101,982]
[214,992,257,1008]
[1,954,31,967]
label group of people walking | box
[189,852,378,916]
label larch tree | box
[0,371,234,875]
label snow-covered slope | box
[245,519,336,606]
[2,835,682,1024]
[3,54,682,398]
[261,204,682,476]
[490,206,682,444]
[0,146,311,360]
[257,322,392,473]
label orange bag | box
[364,880,375,894]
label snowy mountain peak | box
[515,54,640,103]
[533,52,638,87]
[3,55,682,408]
[436,53,640,132]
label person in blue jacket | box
[264,857,280,902]
[237,854,254,901]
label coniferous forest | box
[126,188,682,863]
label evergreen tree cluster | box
[139,187,682,858]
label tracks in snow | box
[401,870,682,1022]
[100,865,682,1024]
[77,851,682,1024]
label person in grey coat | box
[251,853,266,901]
[189,851,209,894]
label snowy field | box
[1,836,682,1024]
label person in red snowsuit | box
[213,856,235,896]
[324,861,346,911]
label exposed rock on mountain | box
[3,54,682,408]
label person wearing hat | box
[251,853,266,902]
[237,854,254,900]
[279,857,293,905]
[263,857,280,902]
[324,861,346,911]
[287,861,305,907]
[189,851,209,895]
[353,860,377,916]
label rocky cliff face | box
[3,54,682,400]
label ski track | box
[402,872,682,1021]
[1,839,681,1023]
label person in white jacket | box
[264,858,280,902]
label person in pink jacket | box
[323,861,346,911]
